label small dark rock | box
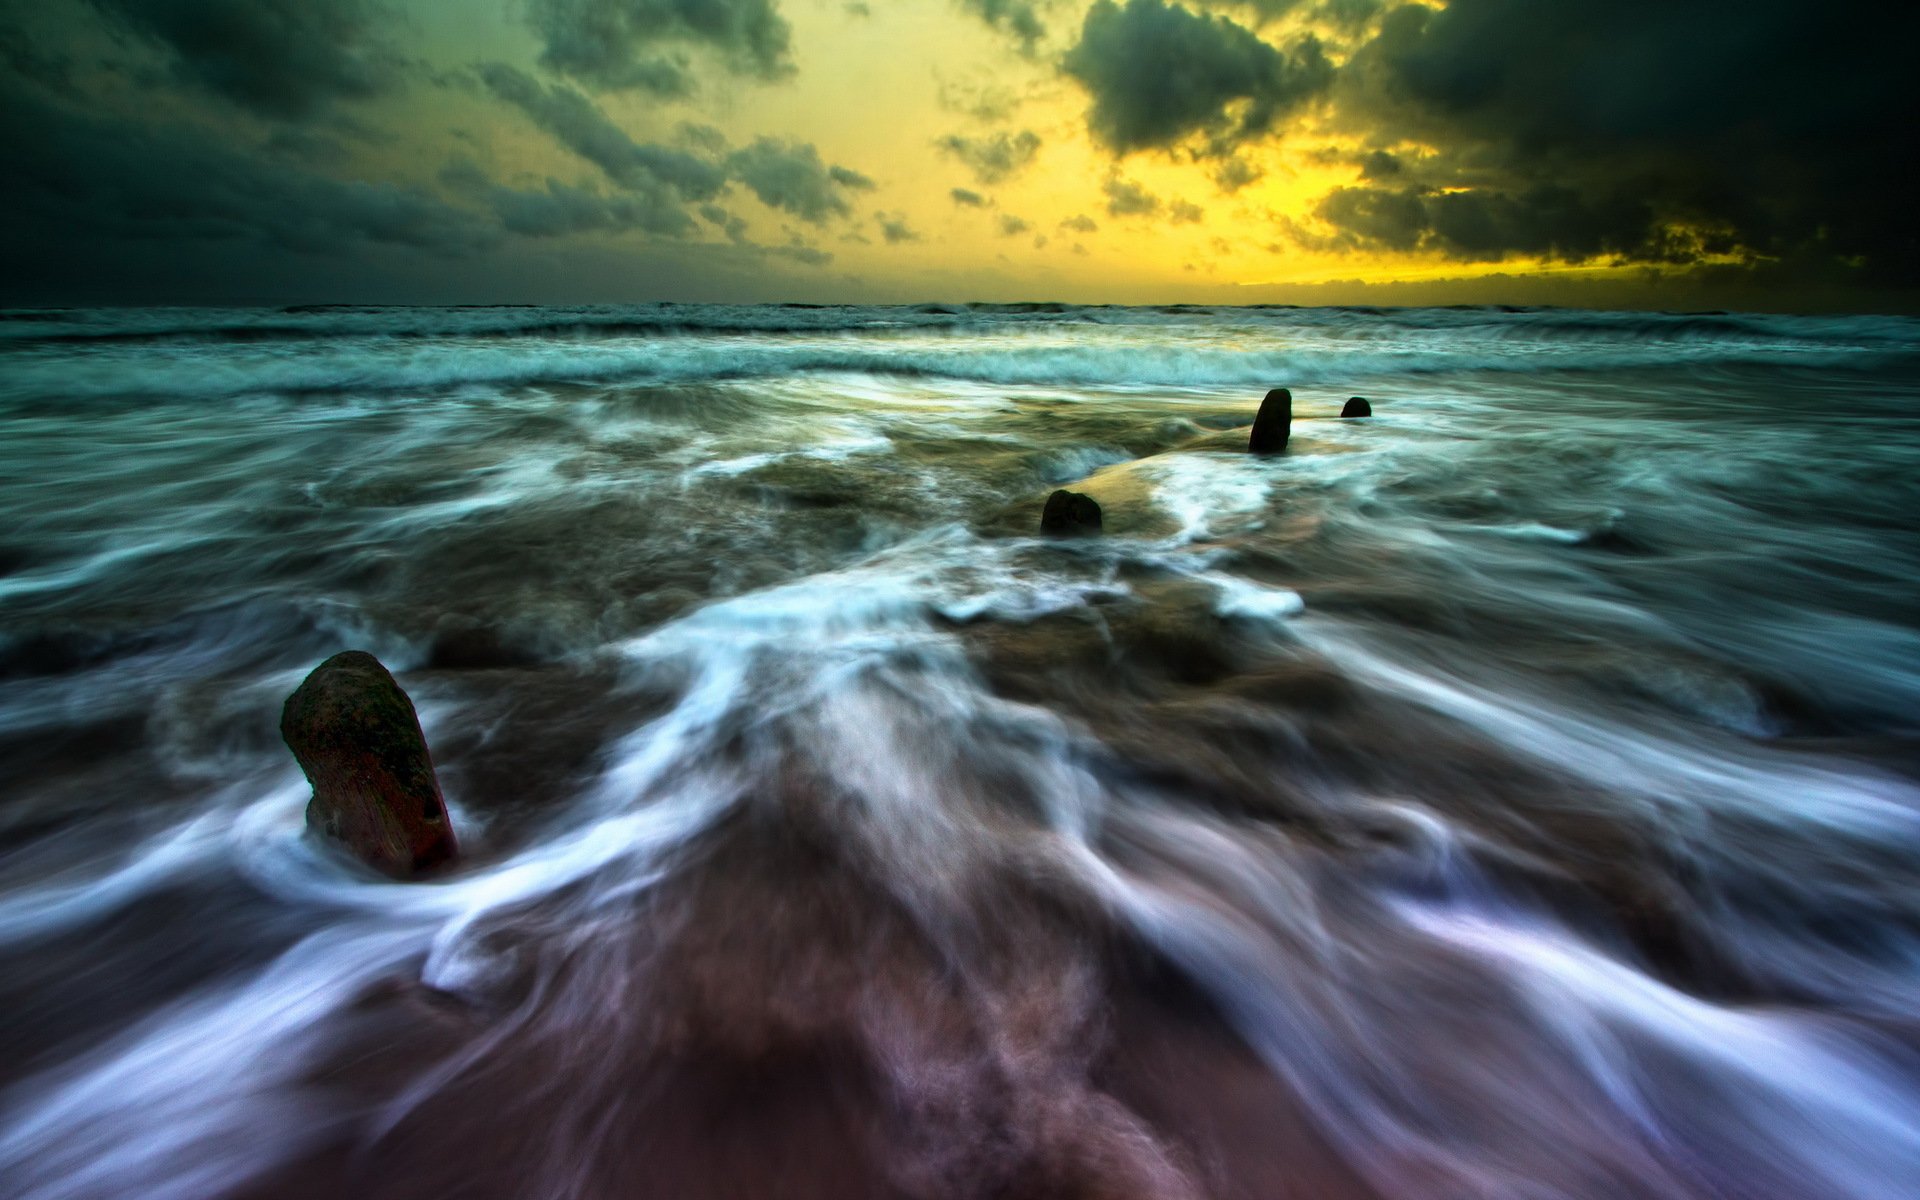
[281,650,457,878]
[1249,388,1291,454]
[1040,489,1103,537]
[1341,397,1372,418]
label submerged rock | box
[1249,388,1291,454]
[1040,489,1103,537]
[1341,397,1372,418]
[425,619,541,671]
[281,650,457,878]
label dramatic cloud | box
[727,138,873,223]
[936,129,1042,184]
[85,0,401,119]
[1355,149,1401,181]
[524,0,793,94]
[1314,184,1672,262]
[1324,0,1920,283]
[478,64,726,201]
[1063,0,1333,155]
[0,78,490,301]
[478,66,870,234]
[4,0,1911,306]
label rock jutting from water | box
[280,650,458,878]
[1040,489,1103,536]
[1249,387,1292,454]
[1342,397,1372,417]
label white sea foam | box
[1207,574,1307,621]
[5,303,1914,405]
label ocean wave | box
[3,313,1916,404]
[4,300,1915,344]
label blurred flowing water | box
[1,303,1918,1199]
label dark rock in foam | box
[1249,388,1291,454]
[281,650,457,878]
[1341,397,1372,418]
[1040,489,1103,537]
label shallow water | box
[2,303,1919,1199]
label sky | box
[2,0,1914,309]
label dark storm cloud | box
[0,78,491,300]
[0,12,868,302]
[1062,0,1333,155]
[1312,185,1420,251]
[523,0,793,94]
[85,0,401,119]
[477,63,726,199]
[936,129,1042,184]
[1328,0,1920,285]
[727,139,873,224]
[1355,149,1400,181]
[0,5,75,92]
[1314,184,1668,262]
[950,188,989,207]
[479,66,871,228]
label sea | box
[1,302,1918,1199]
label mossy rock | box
[281,650,457,878]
